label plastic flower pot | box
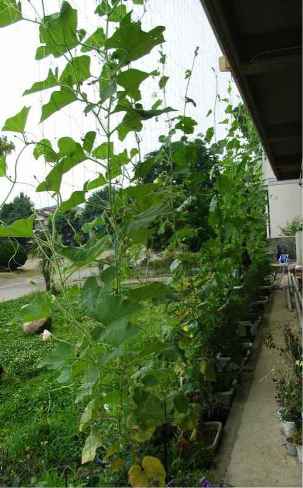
[201,422,223,452]
[286,440,297,457]
[216,388,235,408]
[282,421,296,437]
[254,297,269,306]
[242,341,253,350]
[296,445,302,464]
[276,408,283,421]
[215,354,231,372]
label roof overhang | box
[201,0,302,180]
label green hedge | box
[0,239,27,270]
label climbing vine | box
[0,1,269,485]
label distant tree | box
[135,138,217,251]
[0,192,34,225]
[81,187,110,223]
[0,193,34,252]
[0,135,15,156]
[280,217,303,236]
[53,209,84,246]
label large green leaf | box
[117,106,174,141]
[59,190,86,213]
[83,174,106,191]
[95,1,127,22]
[83,131,96,153]
[106,13,165,65]
[19,293,53,322]
[33,139,59,162]
[128,204,166,232]
[0,0,22,27]
[40,342,74,370]
[99,63,117,102]
[39,1,79,58]
[41,87,76,122]
[3,106,30,133]
[118,110,143,141]
[23,69,58,96]
[135,107,175,120]
[175,115,197,134]
[127,282,173,302]
[173,392,189,413]
[35,45,51,60]
[106,150,129,179]
[82,277,139,326]
[0,217,33,237]
[81,27,105,52]
[0,155,6,176]
[99,318,139,346]
[117,69,150,101]
[37,138,85,192]
[92,142,113,160]
[59,238,110,267]
[60,55,91,86]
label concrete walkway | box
[215,285,302,487]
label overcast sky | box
[0,0,235,208]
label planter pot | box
[241,341,253,352]
[250,322,258,337]
[276,408,283,421]
[296,445,302,464]
[282,421,296,437]
[260,284,273,292]
[216,388,235,408]
[215,354,231,372]
[215,370,239,393]
[254,297,269,306]
[241,347,252,367]
[200,421,223,452]
[239,320,259,338]
[286,441,297,457]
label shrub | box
[0,239,27,270]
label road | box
[0,259,45,302]
[0,258,97,302]
[0,258,170,302]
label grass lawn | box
[0,289,182,487]
[0,292,88,486]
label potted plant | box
[293,428,302,464]
[199,421,223,453]
[285,436,297,457]
[215,353,231,372]
[274,376,301,437]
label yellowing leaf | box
[111,457,124,472]
[142,456,166,487]
[79,399,95,432]
[81,430,102,464]
[128,464,148,488]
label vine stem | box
[183,46,199,117]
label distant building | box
[263,156,302,238]
[35,206,56,230]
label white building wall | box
[263,157,302,238]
